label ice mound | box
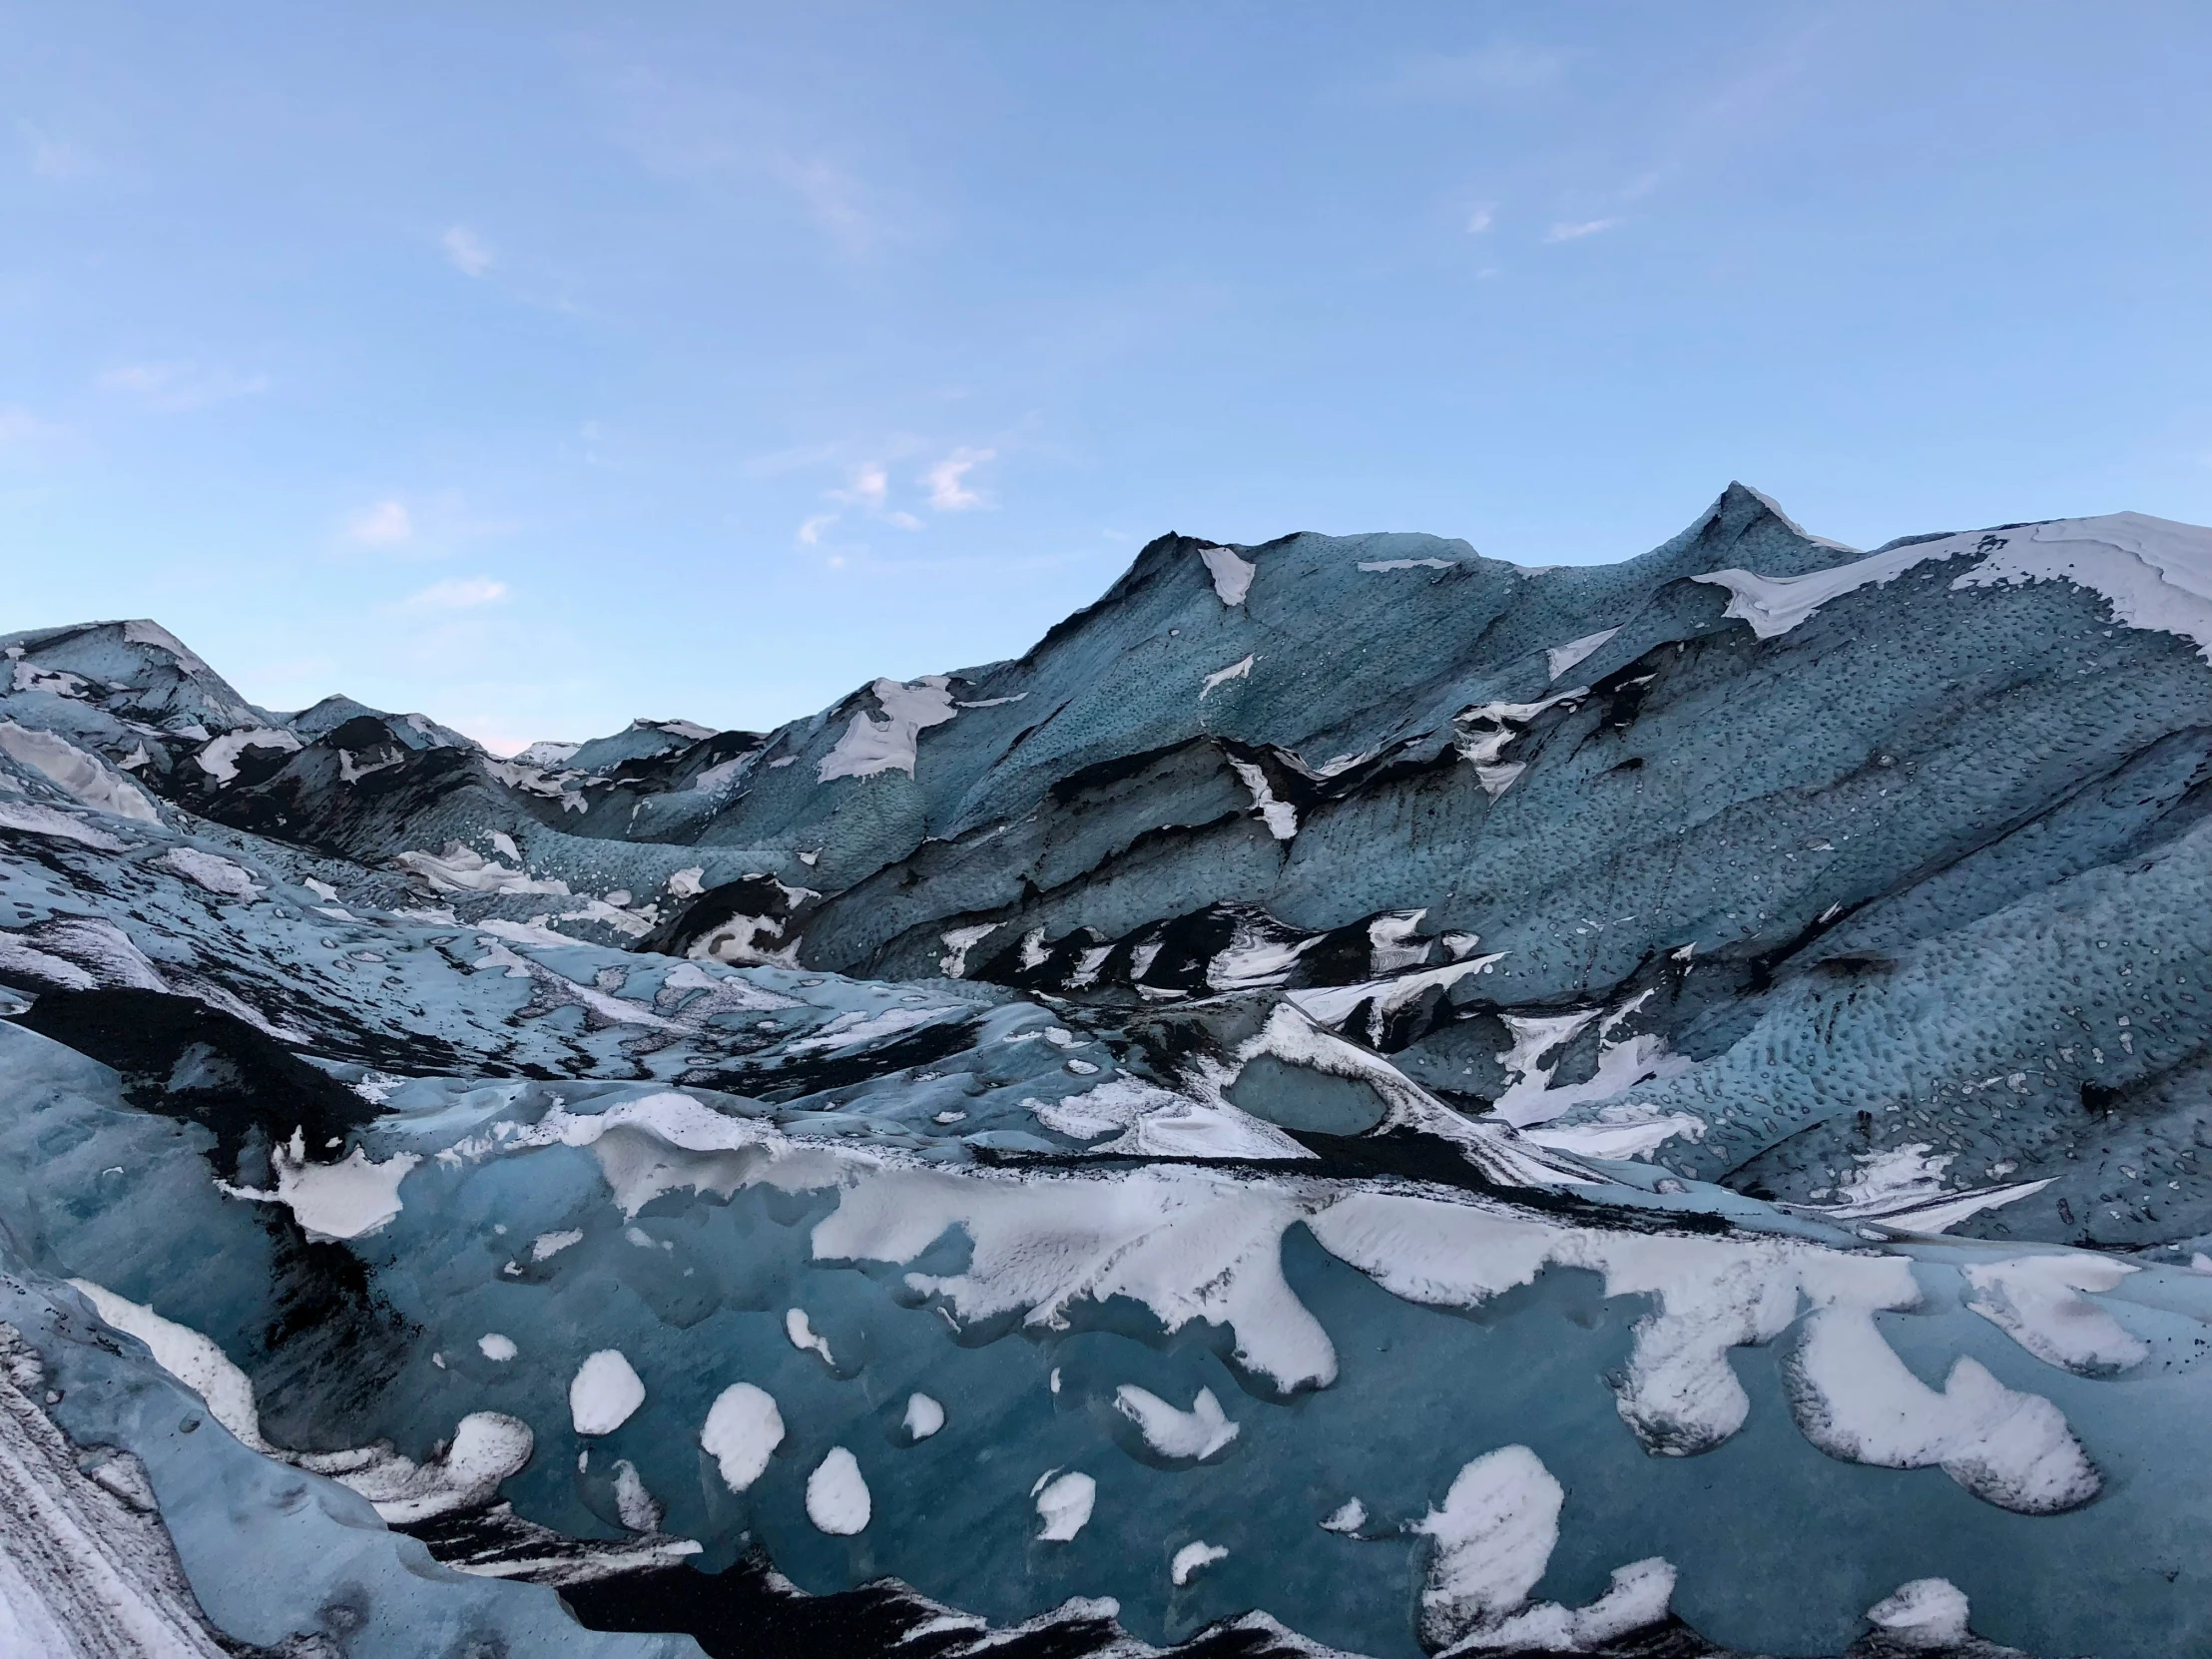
[4,487,2212,1655]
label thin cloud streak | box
[100,361,269,412]
[404,577,509,609]
[0,406,64,448]
[924,447,995,511]
[442,226,495,276]
[346,500,414,546]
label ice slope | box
[4,487,2212,1656]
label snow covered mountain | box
[3,485,2210,1657]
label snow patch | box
[938,923,998,978]
[66,1279,267,1450]
[1785,1307,2100,1512]
[312,1412,534,1525]
[1171,1540,1228,1586]
[785,1308,835,1365]
[1286,955,1505,1042]
[1523,1105,1706,1161]
[1029,1075,1314,1160]
[806,1447,870,1534]
[569,1350,647,1436]
[1444,1558,1677,1655]
[1033,1470,1096,1541]
[1545,628,1619,682]
[902,1392,945,1440]
[1952,511,2212,661]
[194,727,301,785]
[1863,1578,1971,1650]
[818,677,958,782]
[0,800,125,849]
[1199,546,1256,606]
[1412,1446,1560,1648]
[0,723,160,821]
[702,1383,784,1491]
[396,842,570,896]
[1201,654,1255,697]
[121,619,215,675]
[1320,1498,1366,1533]
[221,1130,420,1242]
[785,1005,950,1054]
[155,847,260,898]
[1491,1017,1689,1129]
[1960,1254,2148,1377]
[1113,1384,1239,1461]
[1228,758,1297,838]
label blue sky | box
[4,3,2208,750]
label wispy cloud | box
[924,447,995,512]
[594,68,916,261]
[1465,207,1495,235]
[768,152,872,251]
[442,226,495,277]
[834,462,887,510]
[100,360,269,412]
[885,510,922,531]
[1380,45,1564,104]
[345,500,415,546]
[0,406,63,449]
[22,125,93,180]
[339,492,518,553]
[744,441,842,478]
[797,513,838,546]
[1544,218,1620,243]
[405,577,509,609]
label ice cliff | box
[2,485,2210,1657]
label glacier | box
[1,484,2210,1656]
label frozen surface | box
[4,493,2212,1657]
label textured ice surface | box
[6,491,2212,1656]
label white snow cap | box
[702,1383,784,1492]
[1545,628,1618,682]
[1694,509,2212,659]
[784,1307,834,1365]
[1171,1540,1229,1586]
[221,1131,420,1243]
[67,1279,267,1450]
[1113,1384,1240,1461]
[0,722,161,822]
[818,677,958,782]
[1412,1445,1561,1648]
[569,1349,647,1436]
[1199,545,1256,606]
[156,847,260,898]
[1864,1578,1972,1650]
[902,1392,945,1440]
[1201,654,1254,697]
[1033,1470,1096,1541]
[194,727,301,785]
[806,1446,871,1534]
